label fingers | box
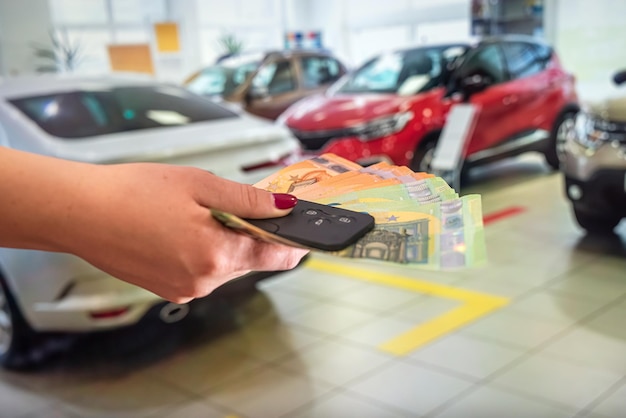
[170,241,307,303]
[245,241,310,272]
[194,172,298,219]
[211,226,309,275]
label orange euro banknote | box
[254,153,361,194]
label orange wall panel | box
[107,44,155,75]
[154,22,180,53]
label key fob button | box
[308,217,331,226]
[304,209,319,216]
[338,216,353,223]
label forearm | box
[0,147,307,301]
[0,147,103,252]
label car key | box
[244,200,375,251]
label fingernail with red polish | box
[273,193,298,209]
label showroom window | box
[49,0,168,74]
[196,0,282,64]
[110,0,167,24]
[50,0,109,25]
[471,0,544,37]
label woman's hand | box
[74,163,310,303]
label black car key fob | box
[245,200,375,252]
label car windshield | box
[334,45,468,95]
[185,54,263,97]
[9,84,239,139]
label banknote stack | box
[236,153,486,270]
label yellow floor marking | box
[305,257,509,356]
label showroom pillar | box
[0,0,54,76]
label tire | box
[410,138,469,189]
[573,208,621,234]
[0,278,37,370]
[410,139,438,173]
[545,110,577,170]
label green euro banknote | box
[315,178,458,208]
[330,194,487,269]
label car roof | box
[381,41,473,56]
[377,34,550,58]
[263,48,337,58]
[478,34,551,48]
[217,48,338,65]
[0,73,160,100]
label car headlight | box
[351,111,414,141]
[574,112,626,150]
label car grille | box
[289,127,356,150]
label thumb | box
[199,175,298,219]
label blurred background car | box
[0,74,302,368]
[562,69,626,234]
[280,35,579,182]
[183,49,348,120]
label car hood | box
[586,87,626,123]
[283,93,412,129]
[45,115,295,164]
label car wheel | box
[410,138,469,188]
[0,277,37,370]
[545,110,577,170]
[573,208,621,234]
[410,139,438,173]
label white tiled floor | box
[2,155,626,418]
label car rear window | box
[186,60,260,97]
[501,41,552,79]
[9,84,239,139]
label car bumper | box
[23,269,278,333]
[562,139,626,180]
[319,132,416,167]
[28,276,163,332]
[562,141,626,216]
[565,171,626,216]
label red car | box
[280,35,579,177]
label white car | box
[0,74,302,369]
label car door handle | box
[502,95,518,105]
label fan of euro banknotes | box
[217,153,487,270]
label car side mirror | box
[246,85,269,102]
[460,74,491,97]
[613,70,626,86]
